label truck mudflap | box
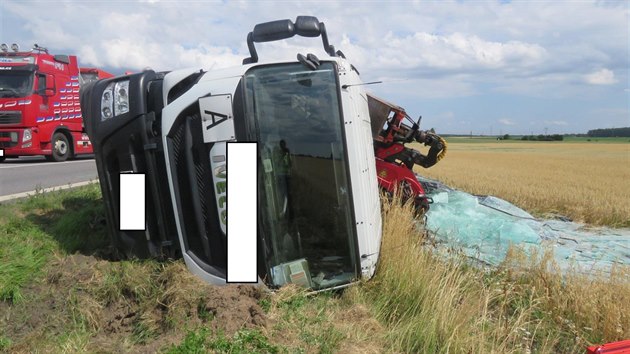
[80,71,179,259]
[71,131,93,155]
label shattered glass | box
[418,176,630,275]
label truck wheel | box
[0,156,5,163]
[47,132,71,162]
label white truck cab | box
[81,16,382,291]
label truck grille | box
[166,109,227,274]
[0,111,22,125]
[0,131,18,148]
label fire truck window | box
[37,74,46,92]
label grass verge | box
[0,183,107,302]
[1,183,628,353]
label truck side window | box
[37,74,46,92]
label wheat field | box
[413,139,630,227]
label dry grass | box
[502,248,630,348]
[413,140,630,227]
[264,284,385,353]
[359,198,541,353]
[354,196,630,353]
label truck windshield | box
[0,71,33,98]
[244,62,358,290]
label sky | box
[1,0,628,135]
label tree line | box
[586,127,630,137]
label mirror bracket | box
[243,16,337,64]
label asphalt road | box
[0,155,98,199]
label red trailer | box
[79,67,114,85]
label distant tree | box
[520,134,563,141]
[503,134,510,140]
[587,127,630,137]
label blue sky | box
[1,0,627,134]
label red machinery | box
[368,94,447,213]
[586,340,630,354]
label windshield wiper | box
[0,87,20,98]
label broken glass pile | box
[418,176,630,276]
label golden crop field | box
[413,139,630,227]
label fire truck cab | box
[0,43,111,162]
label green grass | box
[0,183,107,302]
[0,186,288,352]
[167,328,282,354]
[266,287,345,353]
[0,336,12,351]
[0,218,52,302]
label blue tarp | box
[419,177,630,275]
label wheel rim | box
[55,139,67,155]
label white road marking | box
[0,159,95,169]
[0,180,98,202]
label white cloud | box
[544,120,569,126]
[1,0,627,133]
[77,45,101,67]
[498,119,516,126]
[369,31,547,73]
[584,69,618,85]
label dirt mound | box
[1,254,268,353]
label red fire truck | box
[0,43,113,162]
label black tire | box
[0,156,5,163]
[47,132,71,162]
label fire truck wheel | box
[0,156,5,163]
[48,132,71,162]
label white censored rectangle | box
[0,149,4,157]
[119,173,146,231]
[227,142,258,283]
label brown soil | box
[0,254,268,353]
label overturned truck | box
[81,16,442,291]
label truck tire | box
[47,132,71,162]
[0,156,5,163]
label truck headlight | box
[101,82,115,121]
[22,129,32,142]
[114,80,130,115]
[100,80,130,121]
